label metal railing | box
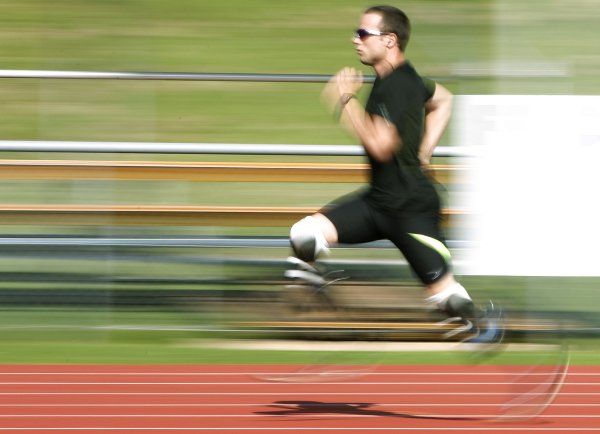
[0,68,478,157]
[0,70,368,83]
[0,67,569,82]
[0,140,476,157]
[0,235,469,249]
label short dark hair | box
[364,5,411,52]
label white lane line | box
[0,428,598,431]
[0,372,587,376]
[0,414,599,418]
[0,414,600,419]
[0,392,598,396]
[14,403,600,406]
[0,382,589,385]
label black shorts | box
[321,192,450,285]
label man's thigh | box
[321,194,381,244]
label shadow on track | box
[255,400,478,421]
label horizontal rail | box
[0,236,469,249]
[0,160,466,184]
[0,70,370,83]
[0,205,465,227]
[0,69,569,82]
[0,140,477,157]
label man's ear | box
[387,34,397,48]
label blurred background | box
[0,0,598,364]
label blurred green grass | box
[1,0,597,211]
[2,0,598,144]
[2,341,597,365]
[1,0,599,363]
[0,307,596,365]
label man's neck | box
[374,53,406,78]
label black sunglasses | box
[354,28,389,40]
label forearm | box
[419,84,453,166]
[340,98,397,162]
[419,106,451,165]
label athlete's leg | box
[287,194,382,292]
[289,193,381,262]
[312,213,339,245]
[391,213,504,343]
[381,210,498,336]
[289,214,336,263]
[425,272,482,322]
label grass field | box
[2,0,598,144]
[0,306,596,365]
[0,295,596,365]
[1,1,599,364]
[1,340,596,365]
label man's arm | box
[340,98,400,162]
[322,68,400,163]
[419,83,453,167]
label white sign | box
[455,95,600,276]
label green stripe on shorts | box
[408,233,452,263]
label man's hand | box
[419,155,431,170]
[420,159,437,182]
[321,68,363,114]
[321,67,399,162]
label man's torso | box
[363,62,437,214]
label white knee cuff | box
[290,216,330,262]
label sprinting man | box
[287,5,503,343]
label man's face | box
[353,13,388,66]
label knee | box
[289,216,330,262]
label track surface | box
[0,364,597,433]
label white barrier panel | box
[456,95,600,276]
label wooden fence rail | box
[0,159,467,226]
[0,160,466,184]
[0,205,465,227]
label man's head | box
[353,5,411,66]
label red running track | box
[0,364,597,433]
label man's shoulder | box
[394,61,425,82]
[388,62,435,100]
[374,62,420,90]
